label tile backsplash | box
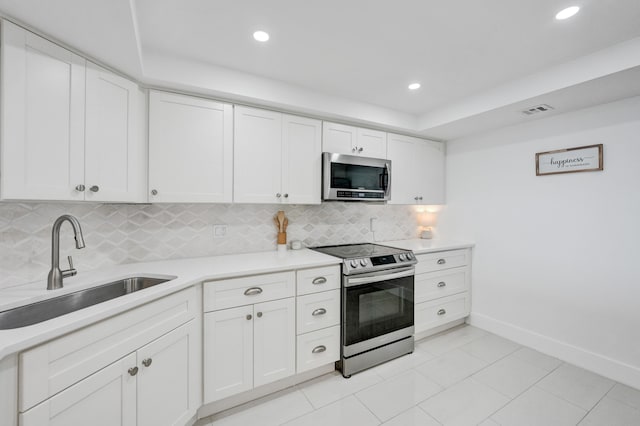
[0,202,421,289]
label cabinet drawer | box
[296,326,340,373]
[204,271,295,311]
[415,293,470,334]
[296,265,340,296]
[415,268,469,303]
[296,290,340,334]
[415,249,469,274]
[19,287,197,412]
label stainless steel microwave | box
[322,152,391,201]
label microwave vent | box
[520,103,555,116]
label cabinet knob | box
[284,193,289,198]
[437,281,447,288]
[312,345,327,354]
[358,147,363,153]
[352,147,357,153]
[419,196,423,201]
[244,287,263,296]
[312,277,327,285]
[414,196,419,201]
[437,309,447,316]
[437,259,446,265]
[151,189,158,196]
[142,358,152,367]
[257,312,263,318]
[128,367,139,376]
[312,308,327,316]
[89,185,99,193]
[276,193,282,198]
[246,314,252,320]
[75,184,85,192]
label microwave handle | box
[380,164,390,190]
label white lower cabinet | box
[20,353,137,426]
[17,288,200,426]
[414,249,472,335]
[203,296,296,403]
[20,321,196,426]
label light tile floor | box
[196,325,640,426]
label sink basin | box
[0,276,176,330]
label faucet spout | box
[47,215,86,290]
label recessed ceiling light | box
[555,6,580,20]
[253,30,270,42]
[408,83,421,90]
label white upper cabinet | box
[282,114,322,204]
[322,122,387,158]
[148,91,233,203]
[0,21,145,202]
[85,63,145,202]
[234,106,321,204]
[387,133,445,205]
[1,20,85,201]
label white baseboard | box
[469,312,640,390]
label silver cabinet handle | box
[151,189,158,196]
[128,367,138,376]
[437,309,447,316]
[276,193,282,198]
[312,277,327,285]
[437,259,446,265]
[312,308,327,316]
[246,314,252,320]
[257,312,263,318]
[89,185,99,192]
[142,358,152,367]
[244,287,263,296]
[312,345,326,354]
[75,184,85,192]
[437,281,446,288]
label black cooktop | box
[310,243,407,259]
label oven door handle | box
[345,267,414,287]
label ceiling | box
[1,0,640,139]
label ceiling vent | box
[520,104,555,116]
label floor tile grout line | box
[574,380,619,425]
[352,390,385,424]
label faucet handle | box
[62,255,78,278]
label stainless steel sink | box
[0,276,176,330]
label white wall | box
[439,96,640,389]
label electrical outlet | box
[213,225,227,239]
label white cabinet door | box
[148,91,233,203]
[20,353,136,426]
[233,106,283,203]
[387,133,445,204]
[203,305,254,403]
[322,122,387,158]
[137,322,197,426]
[356,128,387,158]
[282,114,322,204]
[1,21,85,201]
[253,298,296,387]
[421,139,446,204]
[85,62,145,202]
[322,122,357,155]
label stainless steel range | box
[310,243,417,377]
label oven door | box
[342,267,414,357]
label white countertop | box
[0,248,339,360]
[0,239,473,361]
[382,238,475,254]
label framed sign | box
[536,144,603,176]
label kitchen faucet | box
[47,214,86,290]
